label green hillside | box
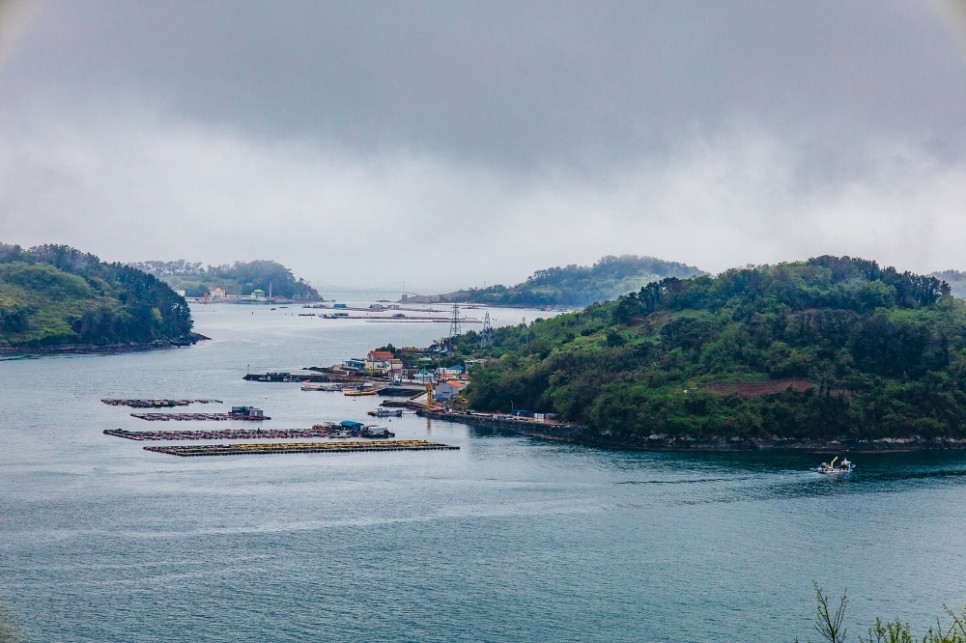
[403,255,704,307]
[0,244,197,350]
[455,256,966,443]
[130,259,320,300]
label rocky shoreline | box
[0,332,209,356]
[417,409,966,453]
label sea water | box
[2,303,966,642]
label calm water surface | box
[2,303,966,642]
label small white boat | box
[817,456,855,474]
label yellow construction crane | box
[425,381,434,410]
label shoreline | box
[417,409,966,453]
[0,332,209,356]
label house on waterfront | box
[368,350,394,362]
[434,380,467,401]
[365,350,403,377]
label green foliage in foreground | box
[0,244,193,348]
[799,583,966,643]
[129,259,319,299]
[405,255,704,307]
[456,256,966,441]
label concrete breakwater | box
[417,409,585,442]
[145,440,460,457]
[243,369,357,383]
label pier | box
[243,369,358,383]
[145,439,460,457]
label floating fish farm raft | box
[104,427,335,441]
[131,405,268,421]
[144,440,460,457]
[102,398,223,408]
[131,412,271,421]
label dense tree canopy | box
[456,257,966,442]
[0,244,195,348]
[403,255,704,307]
[130,259,320,299]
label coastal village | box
[102,327,568,459]
[242,341,570,439]
[93,292,572,461]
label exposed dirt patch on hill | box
[704,379,818,397]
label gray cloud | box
[1,1,965,290]
[7,1,966,170]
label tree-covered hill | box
[455,256,966,444]
[129,259,320,300]
[403,255,704,307]
[0,244,198,350]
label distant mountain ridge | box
[0,244,199,352]
[402,255,705,307]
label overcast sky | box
[2,0,966,293]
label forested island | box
[402,255,703,307]
[450,256,966,448]
[129,259,320,300]
[0,244,201,353]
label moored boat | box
[367,408,403,417]
[301,383,345,392]
[344,388,382,397]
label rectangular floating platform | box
[102,398,223,408]
[105,427,333,441]
[144,439,460,457]
[131,412,270,421]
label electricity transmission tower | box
[480,311,493,348]
[448,303,461,339]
